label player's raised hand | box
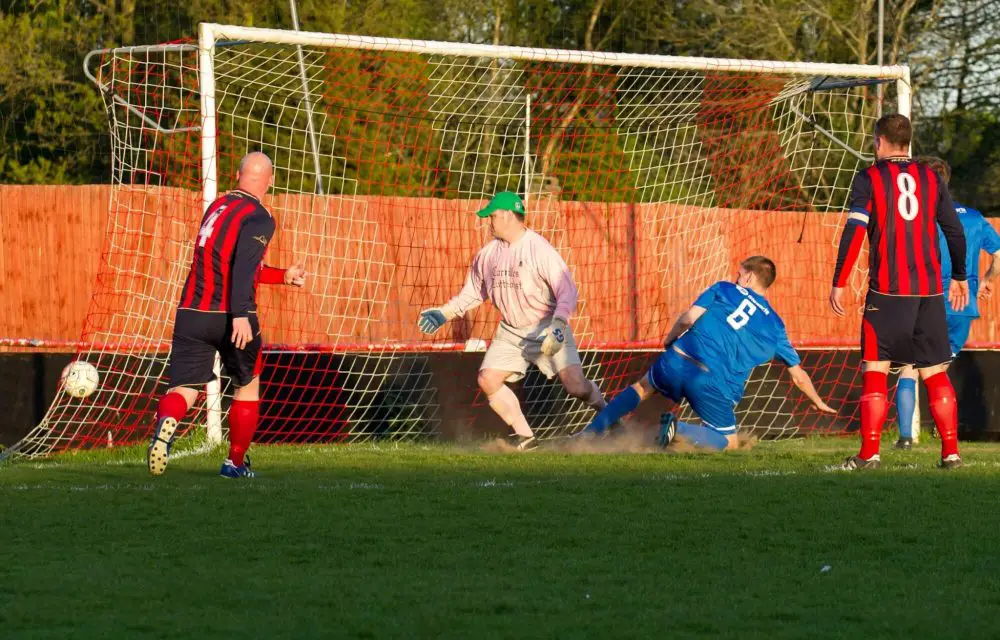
[284,264,307,287]
[540,317,568,356]
[418,308,448,335]
[829,287,846,317]
[813,399,838,415]
[231,317,253,350]
[979,280,994,300]
[949,279,970,312]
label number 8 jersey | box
[674,281,800,404]
[833,157,967,296]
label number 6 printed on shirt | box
[727,298,756,330]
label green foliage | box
[918,109,1000,214]
[1,0,997,217]
[0,0,114,183]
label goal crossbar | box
[203,23,909,79]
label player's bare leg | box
[221,376,261,478]
[479,368,536,451]
[147,385,198,476]
[895,365,918,450]
[556,364,606,412]
[841,360,890,470]
[917,363,962,468]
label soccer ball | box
[61,361,100,399]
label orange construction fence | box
[1,185,997,351]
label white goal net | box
[5,24,910,458]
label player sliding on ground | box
[580,256,835,449]
[418,191,606,451]
[892,156,1000,450]
[830,115,969,470]
[147,152,306,478]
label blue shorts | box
[648,349,737,434]
[947,315,973,358]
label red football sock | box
[156,392,189,424]
[228,399,260,467]
[925,372,959,458]
[859,371,888,460]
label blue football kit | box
[648,281,801,432]
[937,203,1000,356]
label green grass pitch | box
[2,438,1000,638]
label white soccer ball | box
[61,361,100,399]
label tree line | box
[1,0,997,214]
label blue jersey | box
[675,281,801,404]
[938,203,1000,318]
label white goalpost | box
[3,24,913,459]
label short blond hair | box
[741,255,776,288]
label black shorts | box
[168,309,263,388]
[861,291,950,368]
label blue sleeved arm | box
[774,322,801,367]
[936,182,966,281]
[983,218,1000,254]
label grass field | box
[3,438,1000,639]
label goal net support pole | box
[198,26,224,444]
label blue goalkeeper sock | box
[896,378,917,439]
[676,422,730,450]
[585,387,640,434]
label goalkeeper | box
[418,192,606,450]
[580,257,836,449]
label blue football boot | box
[657,412,677,448]
[220,455,255,478]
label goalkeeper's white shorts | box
[480,318,581,382]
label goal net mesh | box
[9,32,898,456]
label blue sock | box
[676,422,730,450]
[896,378,916,439]
[585,387,640,434]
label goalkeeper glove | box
[540,317,568,356]
[418,307,453,335]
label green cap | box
[476,191,526,218]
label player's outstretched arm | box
[662,305,707,349]
[418,254,486,335]
[830,171,872,316]
[786,365,837,414]
[979,218,1000,300]
[981,251,1000,299]
[259,264,307,287]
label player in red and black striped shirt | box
[830,114,969,470]
[147,152,306,479]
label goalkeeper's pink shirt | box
[443,229,578,329]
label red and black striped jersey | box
[833,158,967,296]
[179,190,275,317]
